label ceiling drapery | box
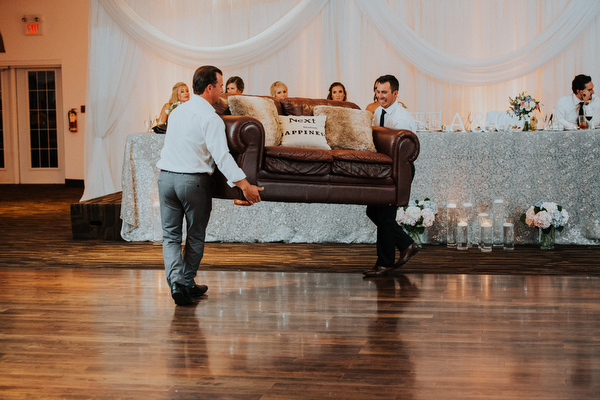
[99,0,600,85]
[82,0,600,201]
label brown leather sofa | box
[212,95,420,206]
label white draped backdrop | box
[82,0,600,200]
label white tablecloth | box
[120,131,600,244]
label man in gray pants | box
[157,65,263,306]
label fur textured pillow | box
[278,115,330,150]
[228,95,283,146]
[313,105,377,152]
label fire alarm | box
[22,15,44,36]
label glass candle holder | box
[446,203,458,248]
[457,219,469,250]
[503,218,515,250]
[492,199,504,247]
[461,202,474,246]
[480,215,493,252]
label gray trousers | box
[157,170,213,289]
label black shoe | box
[171,283,194,306]
[187,284,208,298]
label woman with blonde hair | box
[270,81,288,100]
[158,82,190,124]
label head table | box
[120,130,600,245]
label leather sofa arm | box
[372,126,420,206]
[221,115,265,182]
[371,126,420,163]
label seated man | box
[554,74,600,128]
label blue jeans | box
[158,170,213,289]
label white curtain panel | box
[82,0,600,200]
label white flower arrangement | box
[396,198,438,235]
[520,201,569,232]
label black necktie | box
[380,109,386,127]
[579,101,585,116]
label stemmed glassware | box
[585,106,594,129]
[144,113,153,132]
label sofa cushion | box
[228,95,283,146]
[314,105,377,153]
[280,97,360,116]
[264,146,332,175]
[328,151,391,179]
[278,115,330,150]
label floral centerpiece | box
[508,92,541,131]
[520,201,569,250]
[396,198,438,247]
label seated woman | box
[158,82,190,124]
[270,81,288,101]
[226,76,245,94]
[365,79,380,113]
[327,82,347,102]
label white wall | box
[0,0,89,180]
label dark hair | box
[372,79,379,102]
[327,82,347,101]
[226,76,245,93]
[192,65,222,95]
[376,74,399,93]
[572,74,592,94]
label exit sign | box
[22,15,43,36]
[26,23,40,35]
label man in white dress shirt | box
[554,74,600,128]
[364,75,419,277]
[157,65,263,306]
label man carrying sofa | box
[363,75,420,277]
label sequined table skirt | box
[120,131,600,244]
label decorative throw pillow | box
[278,115,330,150]
[313,106,377,152]
[228,95,283,146]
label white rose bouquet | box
[396,198,438,245]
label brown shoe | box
[396,242,420,267]
[362,265,395,277]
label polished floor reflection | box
[1,268,598,399]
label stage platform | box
[70,191,123,241]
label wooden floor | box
[1,185,600,399]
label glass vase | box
[522,116,531,131]
[406,229,423,249]
[539,227,556,250]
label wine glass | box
[584,107,593,129]
[144,113,153,132]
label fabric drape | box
[82,0,600,200]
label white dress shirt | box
[554,93,600,128]
[372,101,417,131]
[157,94,246,186]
